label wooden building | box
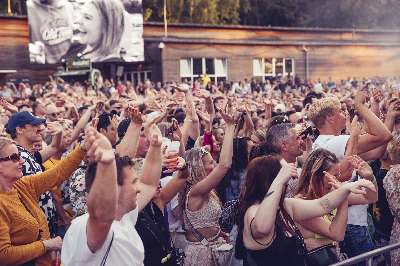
[1,15,400,84]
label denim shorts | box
[340,225,375,266]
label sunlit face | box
[0,144,24,183]
[329,108,347,131]
[18,124,44,144]
[101,120,118,146]
[202,153,216,176]
[283,128,303,157]
[76,2,102,46]
[214,128,224,143]
[119,166,139,210]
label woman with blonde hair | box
[0,136,87,265]
[181,109,236,266]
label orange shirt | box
[0,146,84,266]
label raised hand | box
[83,128,114,164]
[0,97,18,113]
[175,84,190,94]
[162,152,186,173]
[387,99,400,119]
[349,115,362,137]
[220,100,238,126]
[371,88,384,103]
[344,179,376,195]
[149,124,162,147]
[46,121,63,136]
[276,159,298,184]
[324,171,342,190]
[126,106,143,125]
[349,155,374,179]
[354,90,367,106]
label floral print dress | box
[383,164,400,266]
[68,167,88,217]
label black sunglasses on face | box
[0,153,21,162]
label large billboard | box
[27,0,144,64]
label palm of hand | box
[356,162,373,178]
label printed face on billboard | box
[27,0,144,64]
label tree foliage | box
[143,0,400,29]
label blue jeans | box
[340,225,375,266]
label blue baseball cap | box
[6,111,46,133]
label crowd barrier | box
[331,241,400,266]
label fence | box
[331,241,400,266]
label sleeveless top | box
[313,209,337,240]
[184,190,222,230]
[245,211,305,266]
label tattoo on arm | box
[321,198,333,213]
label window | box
[180,58,227,83]
[253,58,295,80]
[124,70,152,85]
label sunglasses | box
[0,153,21,162]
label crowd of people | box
[0,74,399,266]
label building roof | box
[2,14,400,34]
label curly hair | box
[307,96,341,129]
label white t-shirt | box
[61,208,144,266]
[313,135,368,226]
[160,176,184,232]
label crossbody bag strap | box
[100,232,114,266]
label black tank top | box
[244,212,306,266]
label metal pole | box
[163,0,168,38]
[7,0,12,15]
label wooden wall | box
[1,17,400,83]
[0,17,55,83]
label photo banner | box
[27,0,144,64]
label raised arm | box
[23,145,85,199]
[347,155,378,204]
[85,129,118,253]
[352,91,392,157]
[39,122,63,162]
[359,99,400,160]
[286,179,376,222]
[249,161,297,240]
[115,107,142,158]
[297,198,348,242]
[180,85,200,145]
[189,110,236,197]
[70,106,94,142]
[137,125,162,211]
[159,156,188,207]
